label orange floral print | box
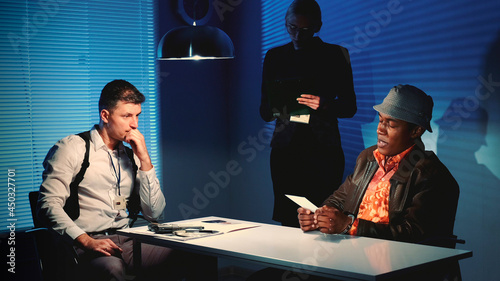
[349,145,414,235]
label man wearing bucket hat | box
[298,84,459,251]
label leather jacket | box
[324,143,459,248]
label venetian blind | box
[0,0,161,230]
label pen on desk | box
[148,223,205,233]
[227,226,259,233]
[197,230,219,233]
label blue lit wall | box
[257,0,500,280]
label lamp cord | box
[193,0,198,24]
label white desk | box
[117,216,472,281]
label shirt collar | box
[373,145,415,172]
[90,125,125,153]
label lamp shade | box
[158,25,235,60]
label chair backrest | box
[27,191,81,281]
[419,234,466,249]
[29,191,43,229]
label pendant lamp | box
[157,0,235,60]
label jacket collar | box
[286,36,324,52]
[391,141,427,183]
[366,140,427,184]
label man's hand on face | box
[125,128,153,171]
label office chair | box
[27,191,80,281]
[419,234,466,249]
[418,234,465,281]
[27,191,143,281]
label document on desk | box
[286,195,318,212]
[152,220,260,241]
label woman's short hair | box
[285,0,322,27]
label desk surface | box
[118,216,472,281]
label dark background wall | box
[158,0,274,224]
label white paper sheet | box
[285,194,318,212]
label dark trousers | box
[76,234,216,281]
[270,144,344,227]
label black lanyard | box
[108,150,121,196]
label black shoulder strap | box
[124,146,140,226]
[63,131,91,220]
[124,146,138,179]
[64,130,141,225]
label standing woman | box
[260,0,357,227]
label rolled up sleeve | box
[137,166,165,221]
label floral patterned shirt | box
[349,145,415,235]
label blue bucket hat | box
[373,84,434,132]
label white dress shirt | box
[38,126,166,240]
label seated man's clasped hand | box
[298,206,351,234]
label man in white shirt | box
[37,80,204,281]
